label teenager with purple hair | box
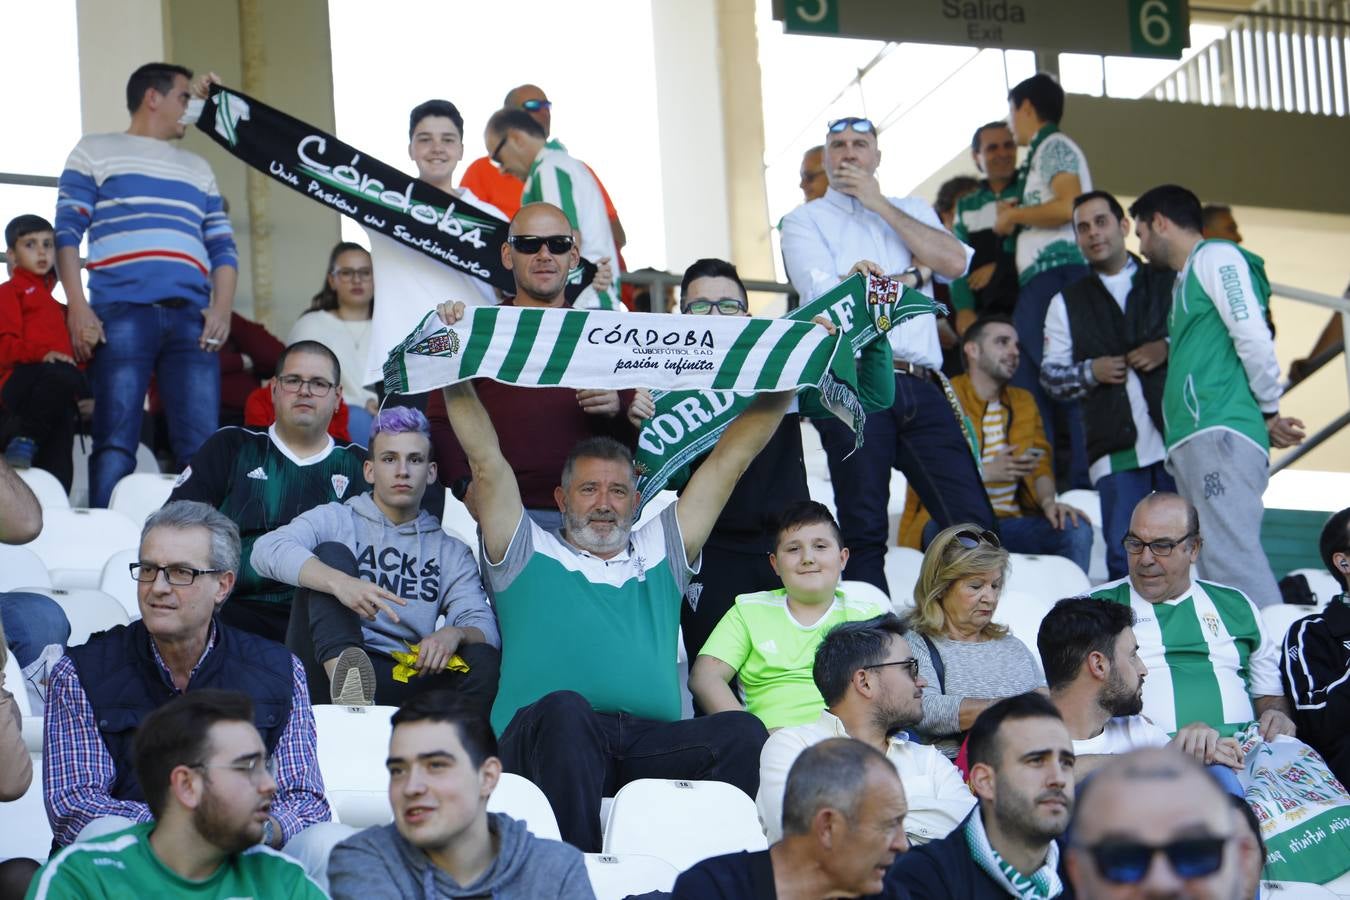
[252,407,500,710]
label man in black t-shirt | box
[169,340,367,641]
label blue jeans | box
[815,372,996,595]
[89,301,220,507]
[1011,266,1091,490]
[998,513,1094,574]
[345,404,373,448]
[1096,461,1176,580]
[0,591,70,668]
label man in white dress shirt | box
[780,116,993,593]
[757,613,974,845]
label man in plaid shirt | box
[42,501,346,886]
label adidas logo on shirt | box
[246,467,267,480]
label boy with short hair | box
[250,407,501,712]
[689,500,886,729]
[1,214,87,488]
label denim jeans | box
[815,372,996,595]
[497,690,768,851]
[998,514,1095,574]
[1010,266,1091,490]
[88,301,220,507]
[345,404,373,448]
[1096,461,1176,580]
[0,591,70,669]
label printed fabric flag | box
[631,273,936,507]
[194,83,595,294]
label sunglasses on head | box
[1083,836,1228,884]
[507,234,574,255]
[953,528,1001,550]
[828,117,875,134]
[521,99,552,112]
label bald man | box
[1067,747,1251,899]
[425,203,635,530]
[799,146,826,204]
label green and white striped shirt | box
[1091,577,1283,736]
[521,146,621,311]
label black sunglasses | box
[828,117,876,134]
[507,234,575,255]
[490,133,509,164]
[865,658,921,680]
[953,528,1001,550]
[1083,836,1228,884]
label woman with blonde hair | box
[907,524,1044,757]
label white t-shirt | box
[286,310,376,408]
[1073,715,1171,756]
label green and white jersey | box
[484,503,695,734]
[1013,125,1090,284]
[700,588,885,730]
[521,146,621,311]
[1091,577,1282,736]
[26,822,326,899]
[1164,239,1280,454]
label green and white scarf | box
[964,810,1064,900]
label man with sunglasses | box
[1090,492,1296,744]
[427,202,637,532]
[482,108,619,311]
[757,613,974,847]
[29,690,328,899]
[42,501,342,884]
[781,115,993,596]
[169,340,369,643]
[1066,747,1251,899]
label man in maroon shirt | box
[426,202,641,529]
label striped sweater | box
[55,132,237,307]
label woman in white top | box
[288,242,378,446]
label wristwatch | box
[261,818,275,847]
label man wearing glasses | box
[427,203,638,532]
[42,502,341,884]
[1066,747,1252,899]
[29,690,328,898]
[169,341,368,643]
[781,115,993,596]
[1090,492,1296,743]
[756,613,974,847]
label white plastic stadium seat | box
[602,779,767,872]
[838,579,890,612]
[24,508,141,589]
[68,442,160,508]
[884,546,924,613]
[108,472,178,526]
[0,545,52,592]
[1003,552,1091,603]
[487,773,562,842]
[1262,603,1321,649]
[992,590,1055,677]
[1058,489,1102,528]
[1286,568,1342,606]
[439,494,479,560]
[98,549,143,621]
[18,587,131,647]
[16,467,69,511]
[0,776,54,863]
[313,704,398,826]
[584,853,680,900]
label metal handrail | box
[0,172,59,188]
[1269,281,1350,473]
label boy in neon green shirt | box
[690,501,885,729]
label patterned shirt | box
[520,147,620,311]
[1012,125,1091,284]
[43,625,330,847]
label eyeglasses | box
[1122,533,1195,557]
[191,755,278,785]
[490,133,509,164]
[331,267,372,281]
[1082,836,1228,884]
[682,298,747,315]
[828,117,876,134]
[507,234,575,255]
[520,99,552,112]
[276,374,335,396]
[953,528,1001,550]
[865,658,921,680]
[130,562,226,586]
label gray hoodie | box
[251,492,499,658]
[328,811,595,900]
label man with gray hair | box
[41,500,342,884]
[674,737,910,899]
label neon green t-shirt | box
[701,588,885,730]
[26,823,326,899]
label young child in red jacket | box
[1,215,89,491]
